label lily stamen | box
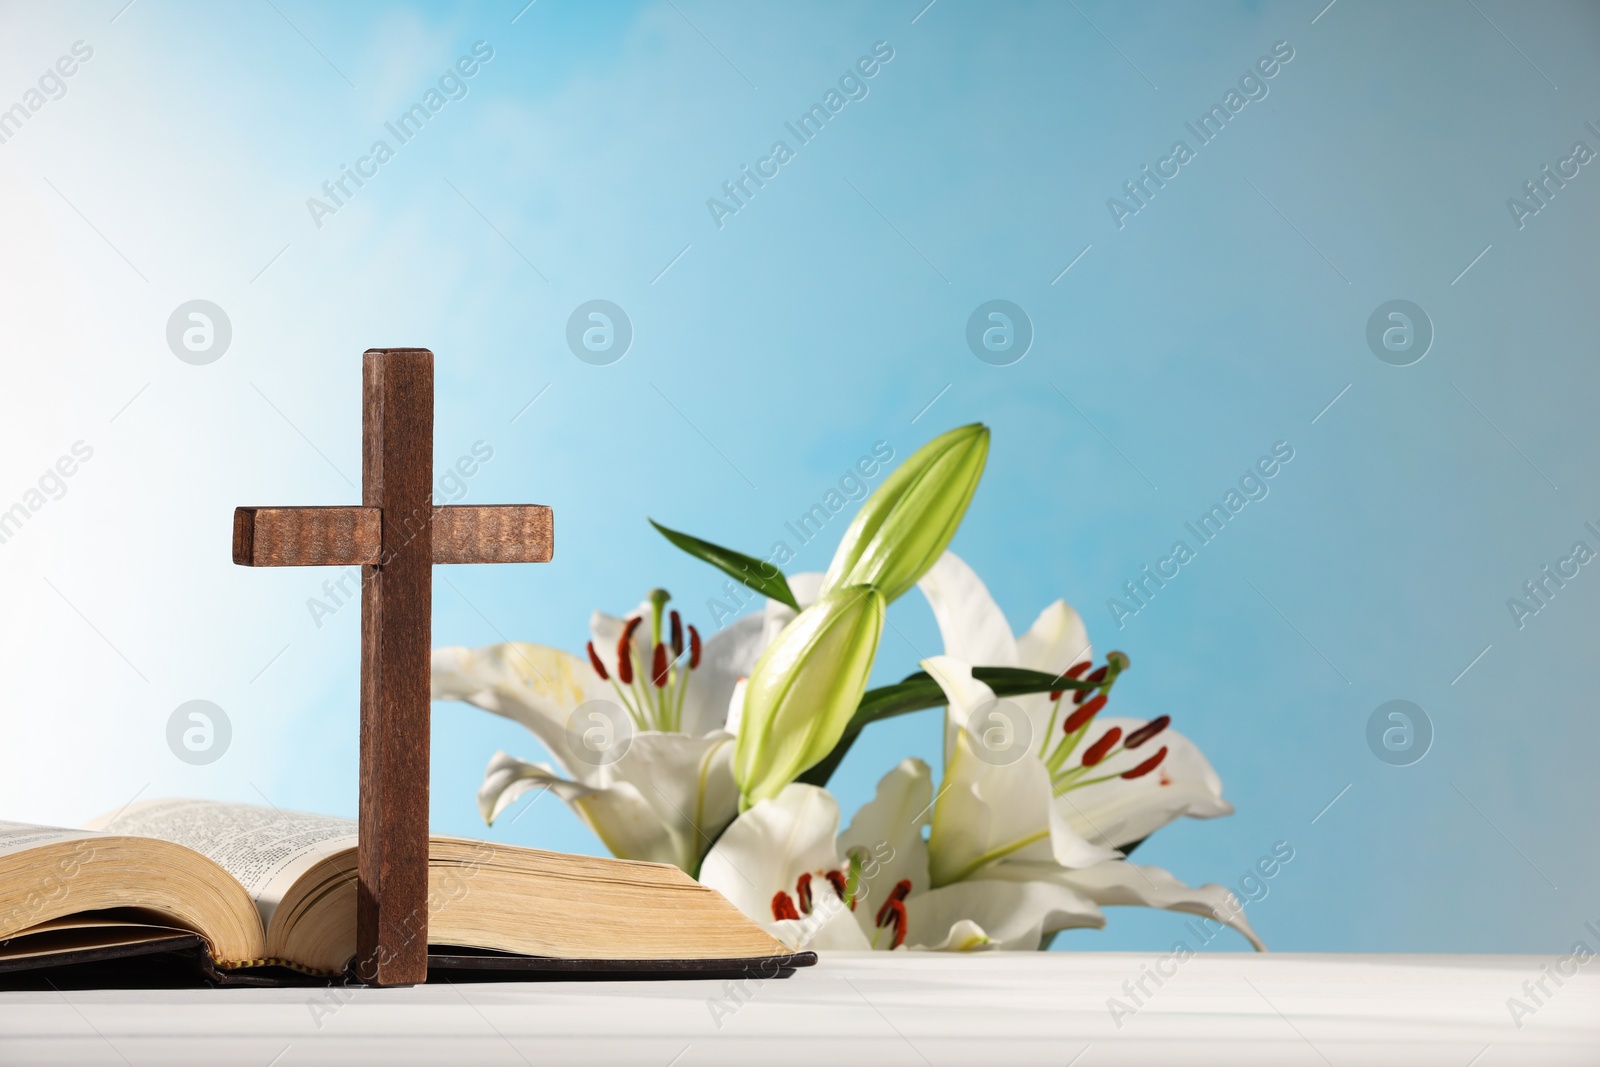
[1124,715,1170,749]
[873,878,912,949]
[825,869,850,908]
[1040,660,1094,757]
[1064,694,1107,734]
[843,848,867,910]
[1073,665,1108,704]
[652,643,669,687]
[1081,727,1122,767]
[1122,746,1168,779]
[616,616,642,685]
[771,891,800,922]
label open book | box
[0,799,806,985]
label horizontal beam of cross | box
[231,505,554,567]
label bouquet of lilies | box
[431,425,1262,952]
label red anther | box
[771,891,800,922]
[880,900,908,949]
[651,643,669,687]
[670,610,684,657]
[824,869,850,908]
[1064,694,1108,734]
[1063,661,1092,680]
[1049,690,1063,702]
[873,878,912,929]
[617,616,643,684]
[688,626,702,669]
[586,641,609,681]
[1122,746,1168,779]
[1125,715,1171,750]
[1073,665,1109,704]
[796,872,813,915]
[1082,727,1123,767]
[615,638,634,685]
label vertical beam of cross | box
[357,349,433,986]
[233,348,554,987]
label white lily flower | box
[920,656,1120,885]
[431,588,771,873]
[702,751,1262,953]
[919,659,1264,951]
[700,766,1115,953]
[917,551,1234,851]
[697,781,874,951]
[700,553,1267,952]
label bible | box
[0,798,810,987]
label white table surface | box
[2,953,1596,1066]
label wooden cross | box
[231,349,552,986]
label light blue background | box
[1,0,1596,955]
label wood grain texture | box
[231,507,381,566]
[230,347,556,987]
[356,348,433,987]
[233,506,551,566]
[430,505,554,564]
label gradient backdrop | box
[2,0,1596,954]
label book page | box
[89,799,358,929]
[0,822,102,858]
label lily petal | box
[932,728,1116,886]
[476,750,692,868]
[918,918,995,952]
[699,783,842,925]
[595,731,740,868]
[920,653,999,758]
[432,644,606,775]
[923,650,1056,761]
[907,878,1103,951]
[1053,717,1232,849]
[916,552,1019,669]
[479,749,572,824]
[678,613,768,738]
[922,658,1118,879]
[771,895,874,951]
[1015,598,1093,676]
[990,859,1266,951]
[838,758,933,917]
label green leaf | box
[650,519,798,611]
[794,666,1099,786]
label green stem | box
[1054,768,1129,795]
[605,677,647,732]
[1038,698,1062,760]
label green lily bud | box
[819,423,990,603]
[734,585,885,808]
